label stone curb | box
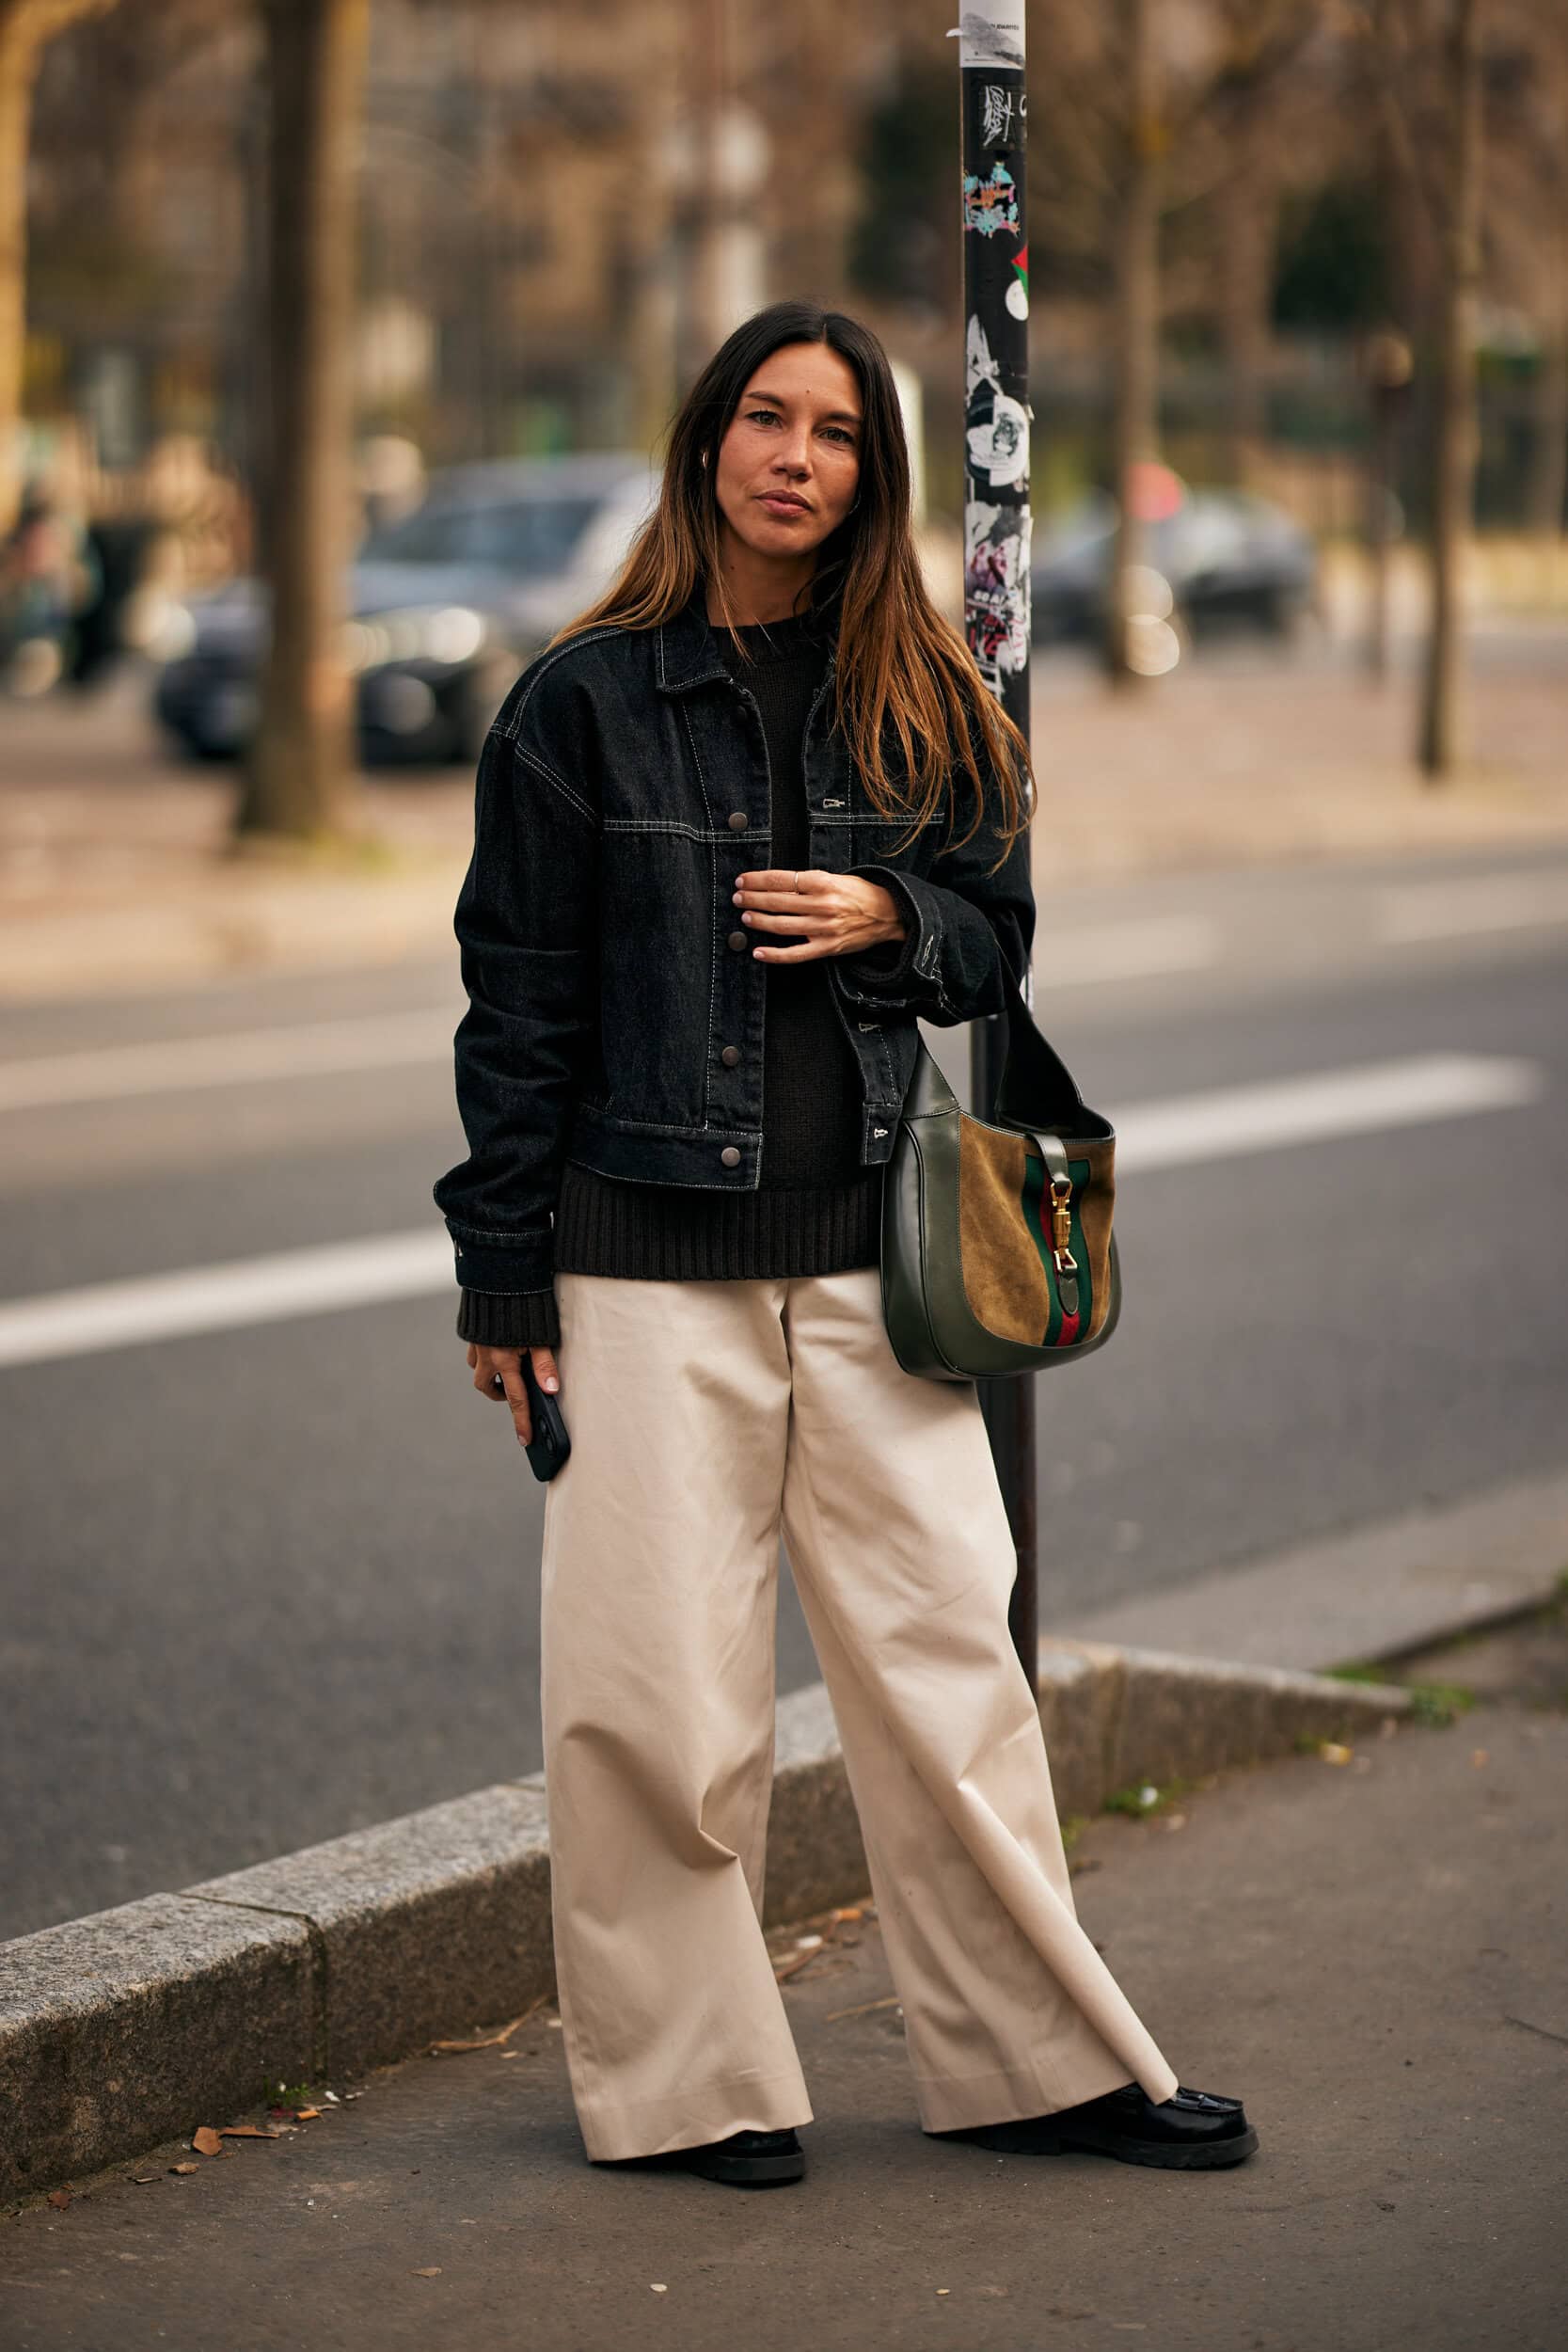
[0,1641,1408,2202]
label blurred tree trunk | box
[687,0,731,375]
[1106,0,1161,685]
[1418,0,1483,780]
[1219,115,1274,486]
[0,0,116,536]
[238,0,369,844]
[1526,303,1567,543]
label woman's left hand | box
[733,868,907,962]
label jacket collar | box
[655,578,841,695]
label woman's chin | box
[729,516,833,563]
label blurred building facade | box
[17,0,1568,541]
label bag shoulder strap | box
[895,978,1109,1140]
[992,978,1095,1134]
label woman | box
[434,301,1256,2189]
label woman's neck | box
[705,529,818,628]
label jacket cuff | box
[456,1286,561,1348]
[443,1221,554,1295]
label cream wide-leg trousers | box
[539,1264,1180,2162]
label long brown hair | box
[548,300,1031,863]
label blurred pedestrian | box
[0,487,94,695]
[435,300,1257,2188]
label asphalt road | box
[3,840,1566,1939]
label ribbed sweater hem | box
[553,1161,882,1281]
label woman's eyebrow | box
[744,386,863,425]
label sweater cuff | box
[456,1286,561,1349]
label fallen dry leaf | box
[1320,1741,1354,1766]
[46,2188,71,2209]
[169,2162,199,2176]
[411,2266,442,2279]
[1471,1749,1490,1768]
[219,2125,280,2140]
[293,2107,322,2121]
[191,2127,222,2156]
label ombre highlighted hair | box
[548,300,1031,865]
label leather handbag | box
[879,984,1122,1382]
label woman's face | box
[711,342,863,565]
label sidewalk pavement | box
[5,1620,1563,2352]
[3,631,1567,1000]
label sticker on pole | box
[965,318,1029,488]
[951,7,1025,70]
[965,503,1032,682]
[962,160,1020,238]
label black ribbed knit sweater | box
[458,606,883,1352]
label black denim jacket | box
[432,584,1036,1300]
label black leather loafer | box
[667,2127,806,2187]
[936,2083,1259,2170]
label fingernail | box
[545,1377,559,1392]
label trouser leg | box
[778,1266,1180,2133]
[540,1271,813,2161]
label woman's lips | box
[758,494,810,516]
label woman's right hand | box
[467,1342,561,1449]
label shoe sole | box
[677,2149,805,2187]
[983,2123,1259,2170]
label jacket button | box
[720,1146,741,1168]
[727,810,748,831]
[721,1044,740,1067]
[727,929,748,951]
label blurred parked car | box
[150,453,658,764]
[1031,483,1317,645]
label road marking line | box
[0,1052,1543,1369]
[0,1232,451,1370]
[0,925,1220,1114]
[1116,1053,1542,1173]
[1036,916,1220,988]
[0,1009,460,1113]
[1379,874,1568,944]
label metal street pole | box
[956,4,1037,1687]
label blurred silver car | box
[151,453,659,764]
[1032,484,1317,645]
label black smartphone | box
[519,1354,570,1483]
